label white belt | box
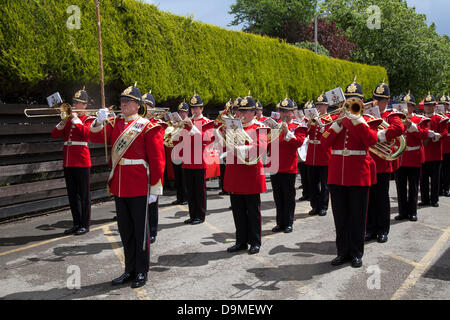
[309,140,321,145]
[332,149,366,156]
[119,158,149,169]
[406,146,420,151]
[64,141,88,146]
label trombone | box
[24,103,121,120]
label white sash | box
[108,117,150,184]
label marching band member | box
[218,100,233,196]
[171,102,189,205]
[419,93,449,207]
[255,101,267,122]
[90,86,165,288]
[321,81,378,268]
[51,88,95,236]
[305,93,334,216]
[176,93,215,225]
[269,98,307,233]
[439,94,450,197]
[143,91,168,244]
[395,92,430,221]
[297,102,311,201]
[216,95,269,255]
[365,82,405,243]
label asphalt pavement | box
[0,177,449,300]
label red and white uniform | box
[305,114,335,166]
[370,110,405,173]
[399,114,430,167]
[51,114,96,167]
[220,120,269,194]
[89,114,165,198]
[423,112,449,162]
[256,116,268,123]
[267,121,307,174]
[321,117,379,186]
[445,112,450,155]
[174,115,215,170]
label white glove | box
[428,130,436,138]
[97,108,109,123]
[71,113,82,125]
[432,133,442,142]
[148,194,158,204]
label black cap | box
[72,88,88,104]
[315,93,328,106]
[238,96,257,110]
[423,92,437,105]
[189,93,204,107]
[439,94,449,105]
[120,86,142,104]
[373,82,390,100]
[233,97,242,109]
[142,91,156,108]
[401,91,416,106]
[278,98,295,111]
[256,101,263,110]
[344,81,364,99]
[178,102,189,112]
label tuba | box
[215,104,262,165]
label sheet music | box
[47,92,63,108]
[304,108,319,120]
[225,118,243,130]
[364,106,381,118]
[263,117,280,129]
[325,87,345,106]
[271,111,280,120]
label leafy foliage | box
[0,0,387,105]
[320,0,450,97]
[293,41,329,57]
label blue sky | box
[142,0,449,36]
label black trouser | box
[395,167,421,217]
[230,194,262,247]
[329,185,369,259]
[114,196,150,274]
[307,165,329,212]
[420,161,441,204]
[173,163,187,202]
[270,173,296,227]
[440,154,450,194]
[298,162,309,198]
[184,168,207,220]
[64,167,91,229]
[220,163,226,192]
[367,173,391,235]
[148,198,159,238]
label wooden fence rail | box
[0,103,111,220]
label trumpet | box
[309,98,371,125]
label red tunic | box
[321,117,378,186]
[305,115,334,166]
[223,120,268,194]
[423,113,448,162]
[399,114,430,167]
[89,115,165,198]
[174,115,215,170]
[267,121,307,174]
[51,114,96,167]
[443,112,450,155]
[369,110,405,173]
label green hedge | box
[0,0,387,106]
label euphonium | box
[215,105,262,165]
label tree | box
[229,0,318,38]
[299,19,358,60]
[294,41,329,56]
[320,0,450,97]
